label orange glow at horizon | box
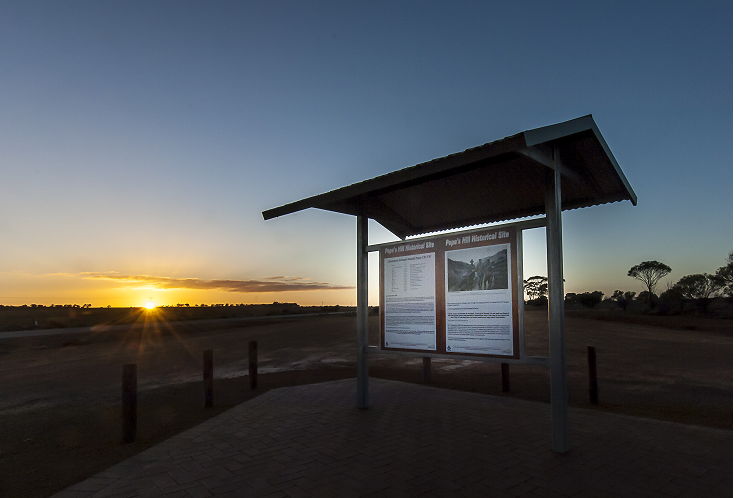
[0,271,373,308]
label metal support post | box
[546,147,570,453]
[356,215,369,408]
[516,229,526,358]
[501,363,510,392]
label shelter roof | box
[263,115,636,239]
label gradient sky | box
[0,1,733,307]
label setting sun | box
[143,301,156,310]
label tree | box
[674,273,724,300]
[627,261,672,306]
[715,252,733,297]
[674,273,724,313]
[523,276,548,301]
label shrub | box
[579,291,604,308]
[657,287,684,315]
[610,290,636,310]
[674,273,724,313]
[525,296,548,307]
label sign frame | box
[379,224,522,360]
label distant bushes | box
[521,252,732,319]
[524,296,548,307]
[524,288,731,318]
[565,291,604,309]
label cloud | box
[80,273,353,293]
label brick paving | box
[51,379,732,497]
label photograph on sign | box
[444,243,513,355]
[383,252,437,350]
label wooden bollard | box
[203,349,214,408]
[501,363,510,392]
[122,364,137,443]
[587,346,598,405]
[423,357,431,383]
[249,340,258,390]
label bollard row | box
[121,340,258,443]
[121,342,597,443]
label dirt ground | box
[0,311,732,498]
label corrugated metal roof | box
[263,115,636,239]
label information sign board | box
[380,225,520,358]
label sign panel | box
[379,225,520,359]
[445,242,513,355]
[383,252,436,350]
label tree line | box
[0,303,94,309]
[523,252,732,314]
[0,302,303,310]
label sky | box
[0,1,734,308]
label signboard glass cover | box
[379,225,520,358]
[445,243,513,355]
[383,252,437,350]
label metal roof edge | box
[521,115,595,147]
[522,115,637,206]
[587,120,638,206]
[262,196,325,220]
[263,131,528,220]
[262,115,638,222]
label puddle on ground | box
[0,349,480,415]
[0,397,57,415]
[136,351,355,391]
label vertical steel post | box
[501,363,510,392]
[356,215,369,408]
[516,229,525,358]
[546,147,570,453]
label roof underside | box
[263,115,636,239]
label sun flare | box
[143,301,156,310]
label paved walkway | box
[52,379,732,497]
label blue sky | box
[0,1,733,306]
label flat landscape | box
[0,309,732,498]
